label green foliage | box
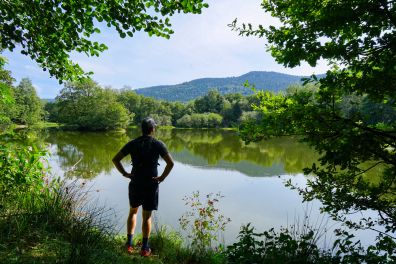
[117,89,141,121]
[0,56,15,126]
[147,226,226,264]
[41,83,261,129]
[0,135,46,199]
[194,90,228,114]
[177,113,223,128]
[226,223,336,264]
[0,58,44,127]
[117,89,177,125]
[240,84,396,237]
[135,96,162,123]
[239,111,260,123]
[0,0,208,81]
[226,222,396,263]
[12,78,44,125]
[43,101,60,122]
[233,0,396,251]
[149,113,172,126]
[57,79,130,130]
[179,191,231,253]
[332,229,396,263]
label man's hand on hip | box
[152,175,166,183]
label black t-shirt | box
[120,135,168,184]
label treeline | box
[2,74,393,132]
[44,78,261,130]
[0,57,44,127]
[0,76,44,127]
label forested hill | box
[135,71,312,102]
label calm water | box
[39,128,375,246]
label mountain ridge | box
[134,71,320,102]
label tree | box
[43,101,60,123]
[117,90,142,123]
[136,96,161,123]
[206,113,223,128]
[169,101,188,125]
[149,114,172,126]
[57,79,130,130]
[177,114,192,128]
[0,0,208,81]
[0,56,15,125]
[194,90,227,114]
[13,78,43,125]
[233,0,396,248]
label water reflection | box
[43,128,319,179]
[46,131,129,178]
[155,129,319,176]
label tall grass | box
[0,179,128,263]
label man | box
[112,117,174,257]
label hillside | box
[135,71,314,102]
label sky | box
[3,0,329,99]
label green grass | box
[0,180,225,264]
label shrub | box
[179,191,231,253]
[0,136,46,199]
[177,113,223,128]
[226,223,336,264]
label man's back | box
[121,135,168,184]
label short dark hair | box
[141,117,157,135]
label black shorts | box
[128,181,159,211]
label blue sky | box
[3,0,328,99]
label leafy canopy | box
[0,0,208,81]
[56,79,130,130]
[233,0,396,242]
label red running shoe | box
[124,243,134,254]
[140,248,151,257]
[127,245,134,254]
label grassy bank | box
[0,180,225,264]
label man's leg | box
[141,210,152,250]
[127,207,139,246]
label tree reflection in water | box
[42,128,320,179]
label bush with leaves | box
[0,135,46,199]
[177,113,223,128]
[226,223,341,264]
[179,191,231,253]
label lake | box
[38,128,376,247]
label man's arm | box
[112,151,133,179]
[152,153,174,183]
